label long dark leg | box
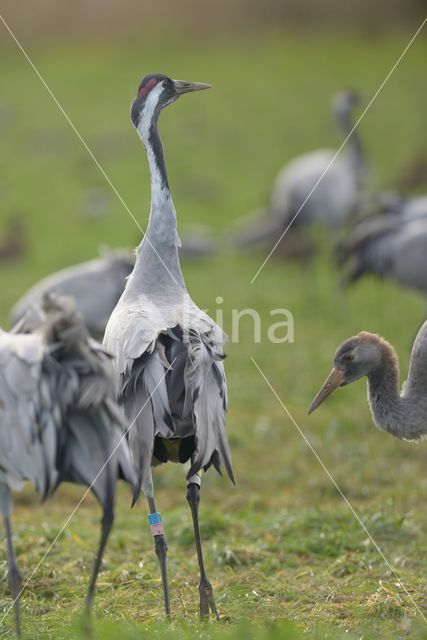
[84,502,114,621]
[83,452,115,637]
[186,478,219,620]
[143,469,171,617]
[3,515,22,639]
[147,495,171,617]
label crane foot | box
[199,579,219,620]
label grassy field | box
[1,27,427,639]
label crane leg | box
[82,451,116,637]
[144,469,171,618]
[186,477,219,620]
[84,502,114,622]
[147,495,171,618]
[3,514,22,639]
[1,484,22,639]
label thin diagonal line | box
[0,359,175,629]
[251,356,427,623]
[250,16,427,284]
[0,13,183,290]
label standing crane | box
[1,294,136,638]
[104,73,234,619]
[308,324,427,441]
[234,90,367,250]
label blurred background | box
[1,1,427,638]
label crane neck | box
[130,116,186,294]
[366,341,413,439]
[338,110,364,185]
[145,119,170,193]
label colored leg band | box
[187,472,201,487]
[148,512,164,536]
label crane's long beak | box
[308,367,345,415]
[173,79,212,95]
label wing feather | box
[183,329,234,483]
[121,350,174,499]
[105,293,234,493]
[0,331,58,496]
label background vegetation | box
[0,4,427,638]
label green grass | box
[0,27,427,639]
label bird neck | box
[145,119,170,193]
[366,341,410,438]
[132,117,186,293]
[338,110,364,185]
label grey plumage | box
[0,293,136,637]
[387,193,427,222]
[338,194,427,297]
[309,324,427,442]
[11,249,134,340]
[105,292,234,494]
[104,72,233,619]
[0,329,57,499]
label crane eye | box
[343,354,354,363]
[162,80,168,88]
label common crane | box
[309,324,427,442]
[104,74,234,620]
[1,294,136,637]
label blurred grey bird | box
[235,90,367,249]
[1,293,136,638]
[337,194,427,302]
[104,73,234,620]
[308,323,427,442]
[10,249,134,341]
[375,191,427,221]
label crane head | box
[131,73,211,128]
[332,89,360,122]
[308,331,387,414]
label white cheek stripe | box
[136,83,168,198]
[137,83,164,141]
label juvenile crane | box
[104,73,234,619]
[308,324,427,441]
[1,294,136,638]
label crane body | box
[104,74,234,619]
[338,196,427,299]
[11,250,134,340]
[234,90,367,250]
[0,294,136,637]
